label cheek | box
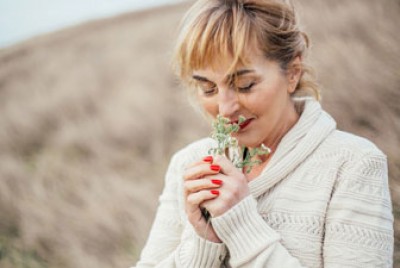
[199,98,218,117]
[239,89,275,114]
[240,83,288,116]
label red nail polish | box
[211,179,223,185]
[211,190,219,195]
[203,156,213,163]
[210,165,220,172]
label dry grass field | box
[0,0,399,267]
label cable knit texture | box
[134,99,394,268]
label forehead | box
[185,24,264,78]
[192,48,266,81]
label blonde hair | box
[173,0,320,100]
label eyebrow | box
[192,69,255,83]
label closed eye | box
[196,82,218,96]
[191,75,218,96]
[237,82,255,92]
[203,85,218,95]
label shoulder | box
[312,129,388,183]
[320,130,388,192]
[321,129,386,163]
[169,137,217,170]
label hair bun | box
[301,32,310,49]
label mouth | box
[239,118,253,130]
[230,118,253,130]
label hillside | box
[0,1,399,267]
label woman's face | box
[192,50,300,148]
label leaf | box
[209,115,271,173]
[238,115,246,124]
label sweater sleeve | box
[211,150,394,267]
[211,195,307,267]
[323,151,394,267]
[134,152,227,268]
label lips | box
[229,117,254,130]
[239,118,253,130]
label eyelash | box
[237,82,255,92]
[203,85,217,95]
[200,82,255,96]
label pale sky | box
[0,0,187,48]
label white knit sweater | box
[134,99,394,267]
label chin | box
[236,136,261,148]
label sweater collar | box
[248,98,337,198]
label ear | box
[287,56,302,94]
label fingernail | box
[211,179,223,185]
[210,164,220,172]
[211,190,219,195]
[203,156,213,163]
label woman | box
[134,0,394,267]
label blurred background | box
[0,0,399,267]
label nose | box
[218,88,240,118]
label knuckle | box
[183,181,192,193]
[214,155,223,163]
[183,171,191,181]
[183,181,189,190]
[227,184,239,198]
[186,194,197,205]
[223,191,233,201]
[238,174,247,183]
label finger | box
[184,178,224,194]
[183,162,221,181]
[213,155,241,176]
[201,189,236,218]
[186,189,220,213]
[185,155,214,169]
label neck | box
[253,101,300,164]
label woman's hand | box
[183,155,250,242]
